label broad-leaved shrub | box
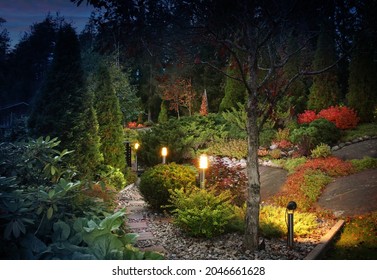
[206,157,248,206]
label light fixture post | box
[286,201,297,248]
[134,143,140,173]
[161,147,168,164]
[199,154,208,188]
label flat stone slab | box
[128,221,148,229]
[127,205,146,212]
[316,168,377,216]
[333,139,377,160]
[128,200,147,206]
[140,245,167,255]
[259,166,288,200]
[127,212,145,220]
[136,232,155,241]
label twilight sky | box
[0,0,95,47]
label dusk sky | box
[0,0,95,47]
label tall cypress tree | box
[347,33,377,122]
[29,24,103,178]
[94,64,126,171]
[307,21,340,111]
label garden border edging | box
[304,219,345,260]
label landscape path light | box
[161,147,168,164]
[199,154,208,188]
[286,201,297,248]
[134,142,140,173]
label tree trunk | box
[244,94,261,250]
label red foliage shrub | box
[297,106,360,130]
[317,106,359,130]
[127,121,144,129]
[206,157,248,206]
[297,157,354,177]
[274,139,294,150]
[298,110,318,124]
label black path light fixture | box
[286,201,297,248]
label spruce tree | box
[307,21,340,111]
[29,24,103,179]
[219,58,247,111]
[94,64,126,171]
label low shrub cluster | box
[310,143,332,158]
[349,157,377,172]
[139,163,197,210]
[273,157,353,211]
[169,187,236,238]
[298,106,360,130]
[207,139,248,159]
[290,118,340,156]
[259,205,318,238]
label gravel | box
[117,183,335,260]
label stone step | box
[127,212,145,220]
[128,221,148,229]
[126,205,146,214]
[128,200,146,206]
[136,231,155,241]
[140,245,167,255]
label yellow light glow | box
[134,143,140,150]
[161,147,168,157]
[199,154,208,169]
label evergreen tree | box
[94,64,126,171]
[347,33,377,122]
[200,89,209,116]
[29,24,103,178]
[109,63,141,125]
[219,57,247,111]
[281,36,309,115]
[307,21,340,111]
[158,100,168,123]
[5,16,57,105]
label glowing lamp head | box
[134,143,140,150]
[161,147,168,157]
[199,154,208,169]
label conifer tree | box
[219,58,247,111]
[308,21,340,111]
[94,64,126,171]
[200,89,209,116]
[29,24,103,178]
[158,100,168,123]
[347,33,377,122]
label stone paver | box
[316,168,377,216]
[136,232,155,241]
[128,221,148,229]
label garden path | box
[316,139,377,217]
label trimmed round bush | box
[170,187,236,238]
[139,163,197,210]
[308,118,340,145]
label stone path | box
[121,186,167,254]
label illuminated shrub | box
[139,163,197,210]
[206,157,248,206]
